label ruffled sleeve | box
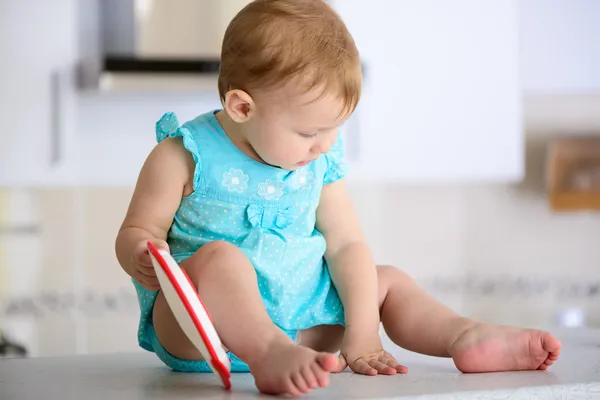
[155,112,202,190]
[323,132,348,184]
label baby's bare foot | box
[449,322,561,373]
[247,338,338,397]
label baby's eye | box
[298,132,317,138]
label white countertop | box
[1,328,599,399]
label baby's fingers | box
[135,273,160,291]
[381,354,408,374]
[137,265,156,277]
[350,359,377,376]
[369,360,397,375]
[133,244,152,266]
[133,239,169,266]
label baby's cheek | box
[283,144,305,161]
[263,142,296,165]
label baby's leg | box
[153,241,338,396]
[298,325,345,353]
[377,265,561,373]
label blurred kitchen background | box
[1,0,599,358]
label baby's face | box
[247,85,349,171]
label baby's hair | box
[217,0,362,116]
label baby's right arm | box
[115,136,195,290]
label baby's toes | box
[316,352,339,372]
[302,366,318,389]
[542,333,562,354]
[292,371,310,394]
[311,363,330,388]
[285,379,303,398]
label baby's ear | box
[224,89,255,123]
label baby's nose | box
[312,137,334,155]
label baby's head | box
[217,0,361,170]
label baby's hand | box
[341,349,408,376]
[338,330,408,376]
[131,239,170,291]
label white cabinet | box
[334,0,524,183]
[521,0,600,94]
[0,0,79,187]
[3,1,598,187]
[76,93,222,187]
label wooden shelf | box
[547,138,600,211]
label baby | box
[115,0,561,396]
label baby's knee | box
[377,265,412,284]
[182,240,246,274]
[198,240,240,259]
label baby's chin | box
[261,156,312,171]
[262,161,294,171]
[278,165,299,172]
[264,160,306,171]
[286,162,313,171]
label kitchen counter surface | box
[1,328,599,399]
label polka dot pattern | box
[134,111,348,353]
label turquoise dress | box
[134,110,347,372]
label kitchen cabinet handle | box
[0,224,42,236]
[50,70,62,166]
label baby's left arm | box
[316,179,381,337]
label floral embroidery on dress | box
[222,168,249,193]
[258,179,285,200]
[290,168,315,191]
